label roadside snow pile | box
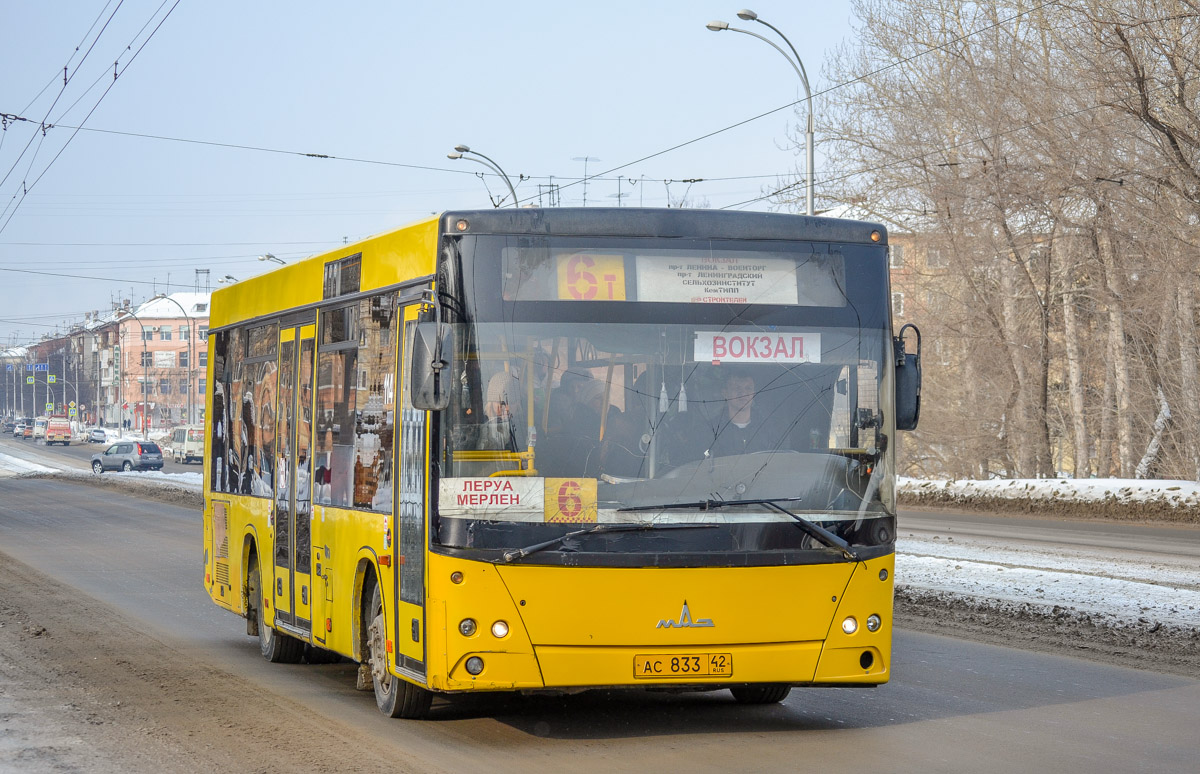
[899,476,1200,523]
[900,476,1200,506]
[56,466,204,495]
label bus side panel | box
[310,507,391,657]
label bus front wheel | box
[366,583,432,718]
[730,684,791,705]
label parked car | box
[88,428,109,443]
[91,441,164,473]
[168,424,204,464]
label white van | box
[32,416,48,440]
[169,424,205,464]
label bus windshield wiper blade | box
[619,497,859,561]
[501,522,718,563]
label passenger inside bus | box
[478,371,524,451]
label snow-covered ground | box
[3,450,1197,635]
[895,534,1199,630]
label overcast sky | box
[0,1,855,346]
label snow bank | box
[900,476,1200,507]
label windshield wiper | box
[619,497,859,561]
[501,522,719,563]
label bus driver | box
[705,369,775,459]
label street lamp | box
[258,253,285,265]
[152,293,194,427]
[708,9,816,216]
[117,308,150,440]
[218,275,239,284]
[448,144,520,208]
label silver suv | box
[91,441,164,473]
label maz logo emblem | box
[656,600,715,628]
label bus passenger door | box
[273,324,316,637]
[392,315,428,678]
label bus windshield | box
[431,236,896,567]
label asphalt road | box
[898,506,1200,559]
[0,432,198,473]
[0,474,1196,773]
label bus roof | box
[209,208,887,330]
[209,214,440,329]
[440,207,887,244]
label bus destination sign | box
[637,255,797,304]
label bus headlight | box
[866,614,882,632]
[491,620,509,638]
[842,617,858,634]
[458,618,477,636]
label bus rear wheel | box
[249,558,303,664]
[366,583,432,718]
[730,684,791,705]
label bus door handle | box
[276,577,283,596]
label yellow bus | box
[202,208,922,718]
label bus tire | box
[250,558,303,664]
[304,643,341,664]
[730,684,791,705]
[366,583,432,718]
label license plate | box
[633,653,733,679]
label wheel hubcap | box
[368,612,389,688]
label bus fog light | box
[491,620,509,638]
[465,656,484,675]
[458,618,477,636]
[842,616,858,634]
[866,614,881,632]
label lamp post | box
[218,275,239,284]
[117,308,150,439]
[707,9,815,216]
[448,145,520,208]
[152,293,194,426]
[258,253,286,265]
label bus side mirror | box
[894,323,921,431]
[410,322,454,411]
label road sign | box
[44,402,53,412]
[122,402,129,410]
[34,363,48,372]
[26,376,33,384]
[69,401,76,408]
[25,364,33,371]
[69,408,77,417]
[4,364,11,371]
[48,374,57,383]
